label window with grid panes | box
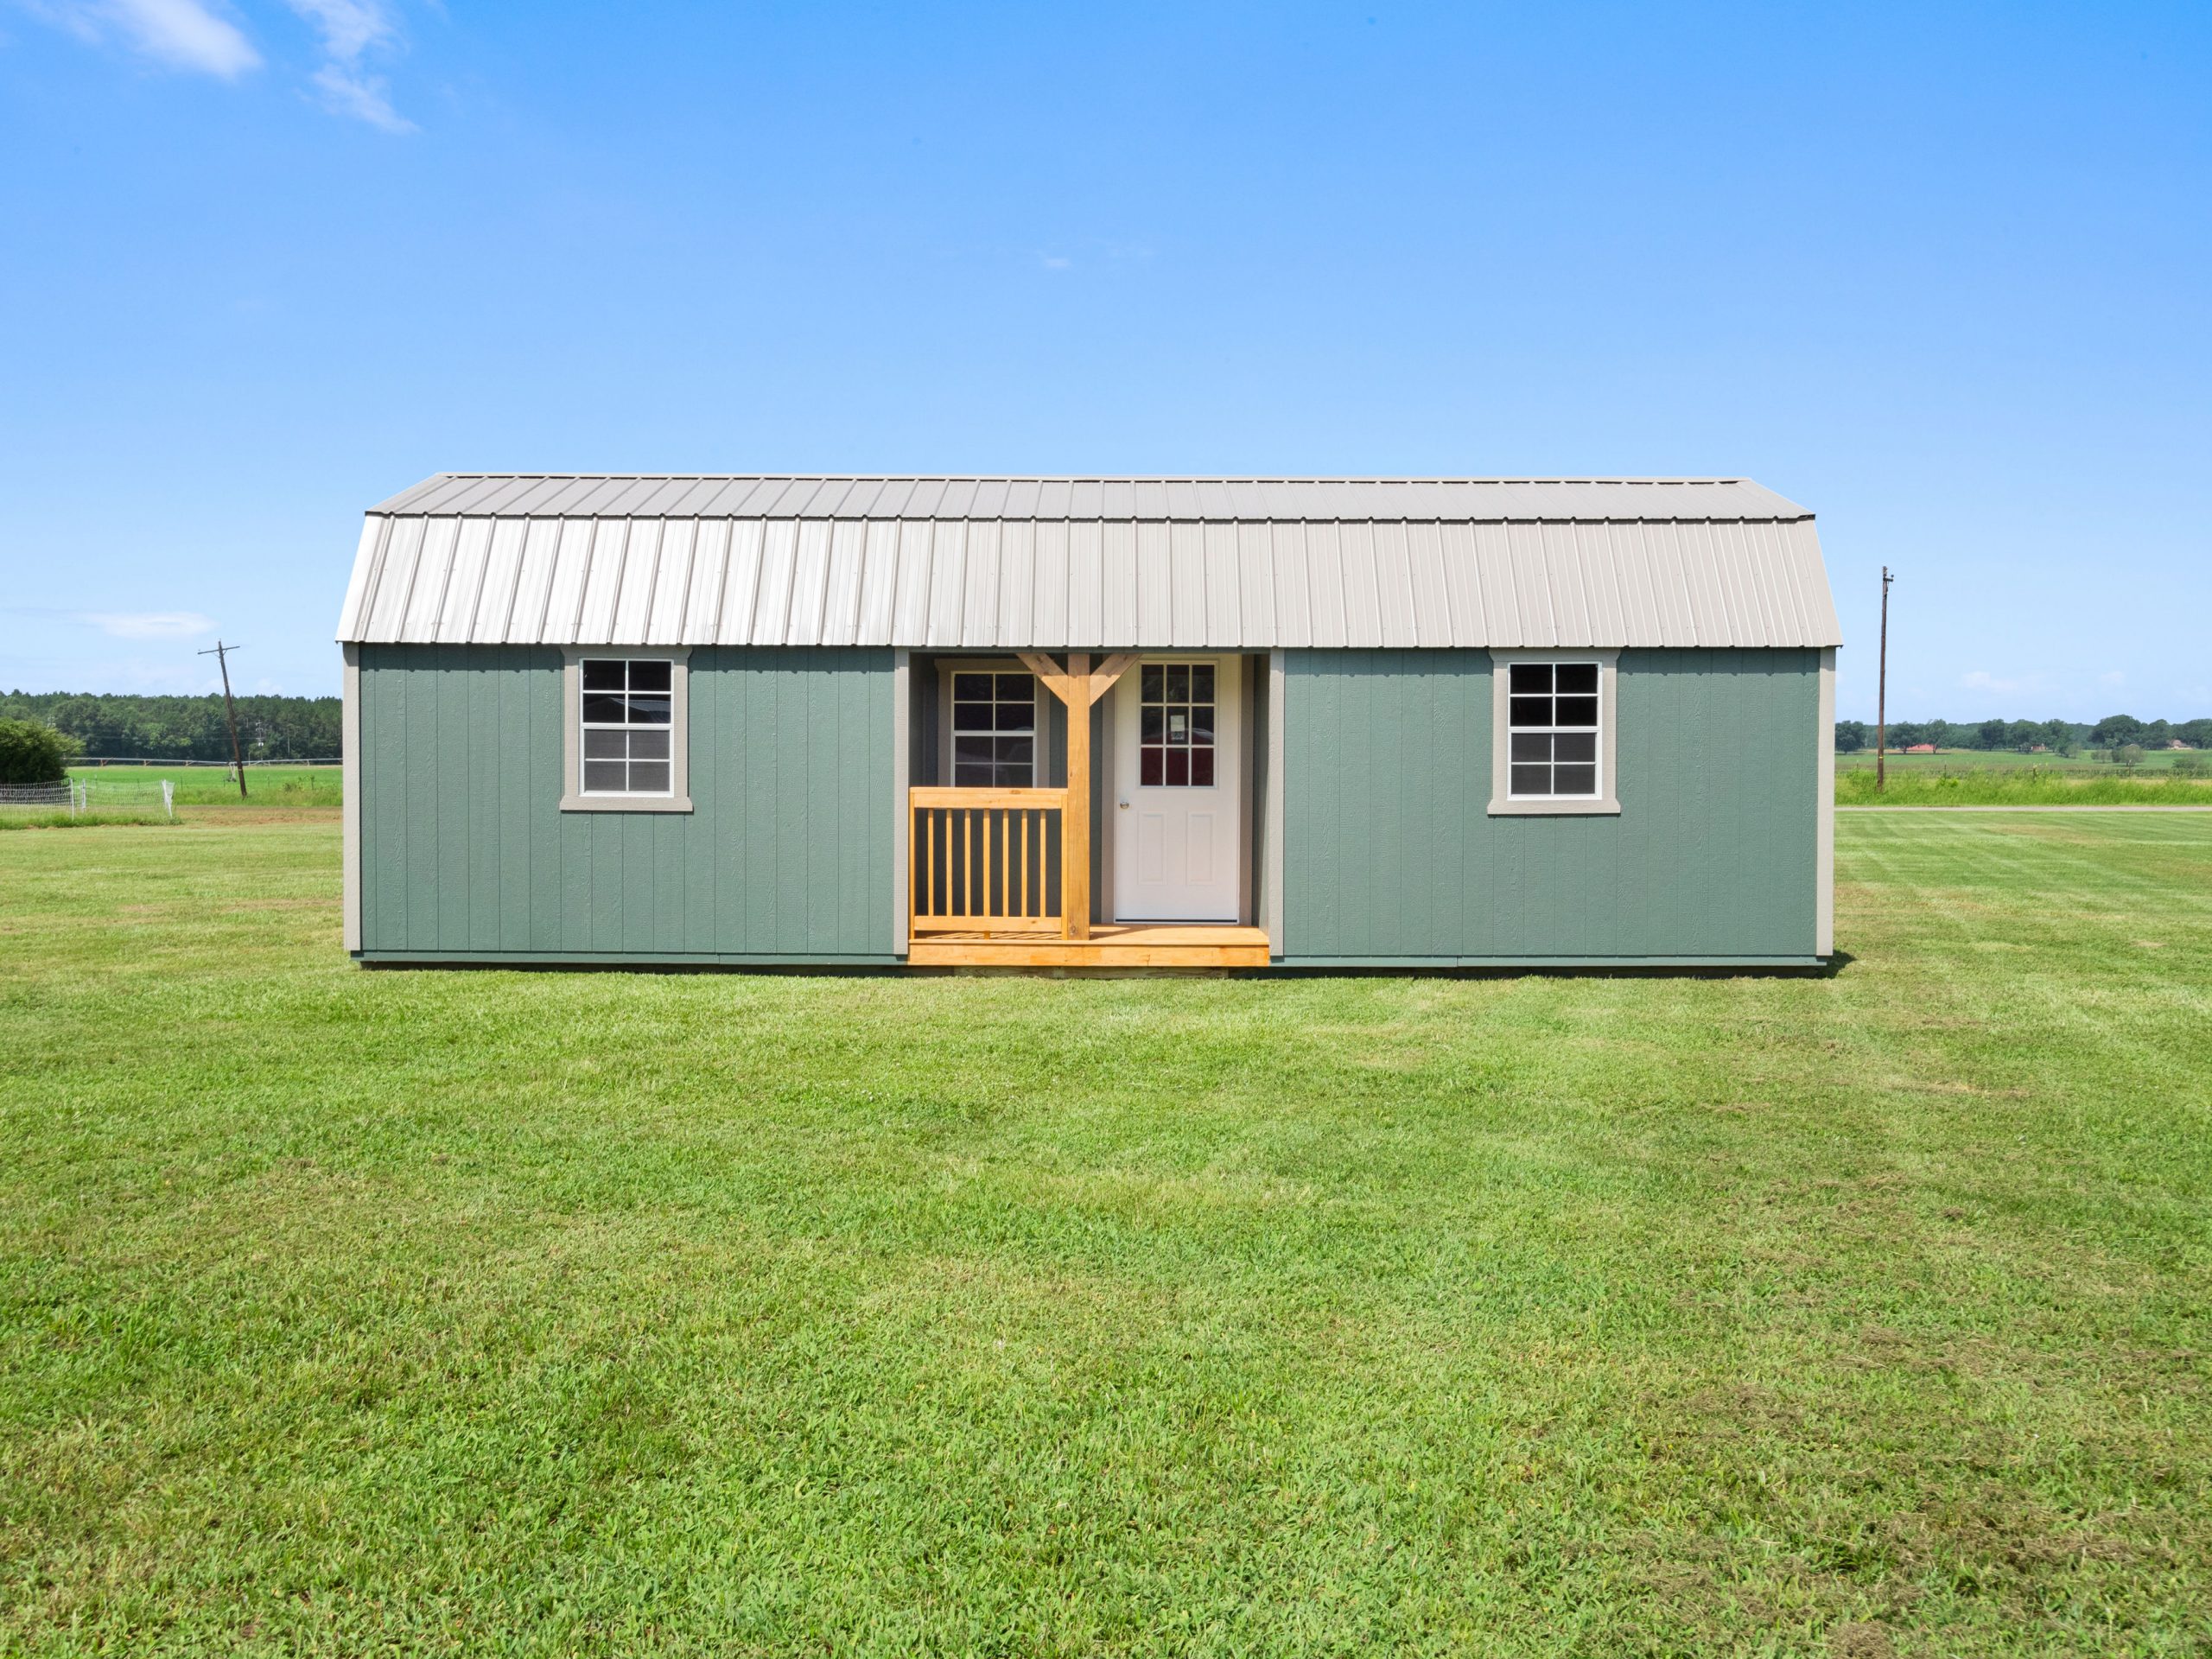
[951,672,1036,786]
[1138,662,1217,786]
[579,659,674,794]
[1506,662,1600,798]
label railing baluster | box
[906,788,1069,938]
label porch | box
[897,651,1278,969]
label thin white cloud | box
[1038,253,1074,271]
[79,610,216,639]
[27,0,261,78]
[1961,669,2031,696]
[310,60,411,130]
[285,0,414,131]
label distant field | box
[67,763,341,809]
[1837,747,2202,774]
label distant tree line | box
[0,690,342,761]
[1834,715,2212,754]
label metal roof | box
[338,475,1840,650]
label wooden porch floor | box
[906,924,1272,969]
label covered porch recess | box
[899,651,1271,969]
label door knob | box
[1118,800,1129,809]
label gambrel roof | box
[337,474,1840,650]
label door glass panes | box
[1506,662,1599,798]
[580,659,675,793]
[1139,661,1217,787]
[951,672,1035,786]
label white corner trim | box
[1816,646,1836,957]
[892,649,910,956]
[341,643,362,954]
[559,646,693,813]
[1265,648,1286,955]
[1487,648,1621,817]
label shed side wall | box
[358,645,893,961]
[1282,648,1821,962]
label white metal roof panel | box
[340,474,1840,648]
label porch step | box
[906,924,1271,969]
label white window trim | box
[561,646,692,813]
[1488,648,1621,817]
[938,660,1048,787]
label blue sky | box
[3,1,2206,719]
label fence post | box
[163,779,175,820]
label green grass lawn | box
[2,817,2208,1656]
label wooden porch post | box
[1020,651,1134,943]
[1062,653,1090,939]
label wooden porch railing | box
[910,787,1065,935]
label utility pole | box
[200,640,249,799]
[1876,568,1894,794]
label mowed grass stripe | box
[1,817,2208,1656]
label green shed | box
[337,475,1840,969]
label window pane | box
[954,734,994,766]
[584,728,626,760]
[1141,664,1163,700]
[1191,664,1215,703]
[582,693,626,725]
[1141,746,1163,785]
[1190,748,1215,786]
[1141,706,1165,742]
[1510,764,1551,796]
[629,761,671,793]
[995,760,1030,789]
[1510,733,1551,763]
[1189,705,1215,746]
[1555,663,1599,695]
[630,728,671,761]
[954,761,994,786]
[1166,747,1190,785]
[583,760,626,791]
[1554,696,1599,728]
[952,701,993,733]
[1166,709,1190,746]
[997,673,1034,702]
[628,661,672,692]
[1554,732,1596,764]
[1553,763,1597,796]
[1509,696,1551,728]
[953,673,991,702]
[582,660,626,690]
[1510,664,1553,694]
[1165,664,1189,702]
[997,736,1033,773]
[628,694,672,725]
[995,699,1033,732]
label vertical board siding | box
[359,645,894,960]
[1283,648,1819,961]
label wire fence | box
[0,780,175,819]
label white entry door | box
[1113,657,1242,921]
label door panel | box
[1114,657,1241,920]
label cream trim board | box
[892,650,910,956]
[1487,648,1621,817]
[1264,649,1286,955]
[560,645,693,812]
[1816,646,1836,957]
[342,643,362,953]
